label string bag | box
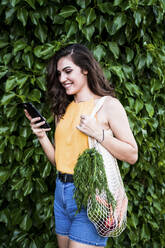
[74,96,128,237]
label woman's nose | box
[59,73,66,83]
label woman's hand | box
[76,114,103,141]
[24,109,51,139]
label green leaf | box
[20,214,32,231]
[146,52,153,67]
[133,10,142,27]
[93,45,106,62]
[111,13,127,35]
[14,148,23,162]
[136,54,146,70]
[34,24,47,43]
[53,15,65,24]
[0,40,9,48]
[141,224,150,241]
[0,127,9,135]
[36,76,46,91]
[29,11,40,25]
[42,162,51,178]
[110,66,125,82]
[76,14,86,29]
[145,103,154,117]
[85,8,96,25]
[0,209,9,224]
[5,76,17,92]
[23,148,34,162]
[22,53,34,69]
[1,92,16,105]
[12,178,25,190]
[125,47,134,63]
[108,42,120,59]
[135,99,144,114]
[5,7,16,24]
[0,66,8,79]
[13,39,27,55]
[17,8,28,26]
[59,5,77,18]
[6,105,17,118]
[97,2,114,15]
[36,178,48,193]
[95,15,105,35]
[36,0,45,5]
[23,181,33,196]
[28,89,41,101]
[45,243,56,248]
[0,167,10,184]
[11,0,21,7]
[25,0,36,9]
[160,0,165,10]
[3,53,12,65]
[151,79,162,94]
[17,136,26,150]
[66,21,78,38]
[17,74,29,88]
[153,201,161,211]
[76,0,91,8]
[82,25,95,41]
[125,82,141,96]
[130,214,139,228]
[29,240,37,248]
[34,44,55,59]
[113,0,123,6]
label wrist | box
[95,129,104,143]
[38,133,47,141]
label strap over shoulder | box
[90,96,108,118]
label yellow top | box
[55,98,94,174]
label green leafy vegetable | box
[73,148,116,212]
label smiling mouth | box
[62,83,73,89]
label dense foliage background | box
[0,0,165,247]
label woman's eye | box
[66,70,72,74]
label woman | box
[25,44,138,248]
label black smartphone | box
[22,102,50,129]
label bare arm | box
[77,97,138,164]
[100,98,138,164]
[24,110,55,166]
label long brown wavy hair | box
[47,44,115,117]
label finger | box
[43,128,51,132]
[76,125,84,131]
[76,125,81,131]
[32,121,46,128]
[80,114,86,120]
[31,117,41,124]
[32,127,51,133]
[24,109,32,120]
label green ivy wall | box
[0,0,165,247]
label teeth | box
[63,83,72,89]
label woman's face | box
[57,56,88,96]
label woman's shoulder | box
[104,96,126,115]
[104,96,122,107]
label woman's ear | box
[82,70,88,75]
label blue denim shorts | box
[54,177,108,246]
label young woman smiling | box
[25,44,138,248]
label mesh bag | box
[87,96,128,237]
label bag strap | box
[90,96,108,118]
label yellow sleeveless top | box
[55,99,94,174]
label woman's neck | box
[74,92,99,103]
